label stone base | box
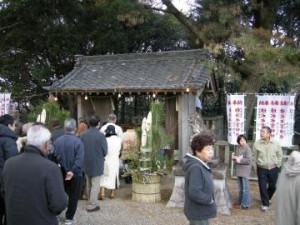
[166,164,232,215]
[165,176,185,208]
[213,179,232,215]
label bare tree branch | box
[160,0,205,44]
[0,22,21,31]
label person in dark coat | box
[0,114,19,225]
[53,118,84,225]
[183,133,217,225]
[50,118,64,142]
[80,115,107,212]
[2,124,68,225]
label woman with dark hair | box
[0,114,18,225]
[183,133,217,225]
[99,125,122,199]
[232,134,253,210]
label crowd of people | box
[184,127,298,225]
[0,113,123,225]
[0,112,299,225]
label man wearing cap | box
[253,126,282,212]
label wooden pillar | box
[77,94,83,122]
[178,93,196,158]
[165,98,178,150]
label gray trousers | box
[85,175,101,209]
[189,219,209,225]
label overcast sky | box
[172,0,194,13]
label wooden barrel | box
[132,174,161,203]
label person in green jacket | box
[253,126,282,212]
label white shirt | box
[100,123,124,141]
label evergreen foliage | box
[123,100,172,183]
[26,100,70,128]
[0,0,188,106]
[156,0,300,132]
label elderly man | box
[53,118,84,225]
[100,113,123,140]
[253,126,282,212]
[2,123,68,225]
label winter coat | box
[100,135,121,189]
[234,144,253,178]
[253,139,282,169]
[80,127,108,176]
[0,124,18,174]
[275,151,300,225]
[0,124,19,220]
[3,145,68,225]
[51,127,64,142]
[183,153,217,221]
[53,133,84,177]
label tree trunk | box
[159,0,278,134]
[160,0,205,45]
[252,0,281,30]
[241,75,264,135]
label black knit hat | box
[51,118,61,128]
[105,125,117,136]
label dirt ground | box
[161,172,276,225]
[70,171,276,225]
[211,177,276,225]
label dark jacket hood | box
[0,124,17,140]
[183,153,210,172]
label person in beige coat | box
[253,126,282,212]
[275,151,300,225]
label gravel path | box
[58,172,276,225]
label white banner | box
[226,94,245,145]
[0,94,4,116]
[255,94,295,147]
[4,93,11,115]
[0,93,11,116]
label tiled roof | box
[46,49,213,94]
